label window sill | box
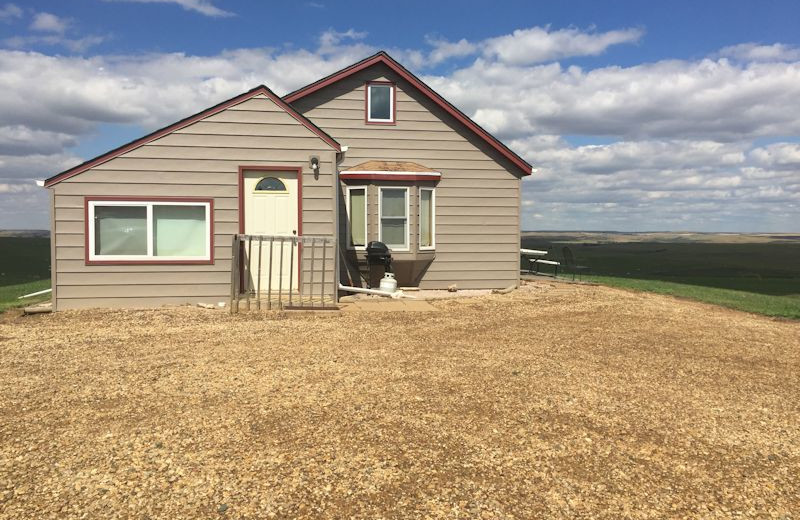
[86,259,214,266]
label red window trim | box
[340,173,439,182]
[84,196,215,266]
[365,81,396,125]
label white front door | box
[243,170,299,292]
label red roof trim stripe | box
[44,85,341,187]
[340,173,440,182]
[283,51,533,176]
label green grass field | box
[0,235,51,311]
[522,234,800,319]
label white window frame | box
[378,187,409,251]
[87,200,211,262]
[366,83,395,123]
[418,187,436,251]
[345,185,368,250]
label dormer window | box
[366,81,395,124]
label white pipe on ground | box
[18,288,52,299]
[338,284,409,299]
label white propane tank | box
[379,272,398,293]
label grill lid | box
[366,241,390,256]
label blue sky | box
[15,1,799,62]
[1,0,799,231]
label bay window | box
[87,199,212,263]
[379,187,409,250]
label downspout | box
[334,146,348,302]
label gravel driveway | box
[1,282,798,518]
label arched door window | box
[254,177,287,192]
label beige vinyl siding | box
[51,93,338,310]
[294,64,522,290]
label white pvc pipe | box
[17,288,52,299]
[338,284,410,299]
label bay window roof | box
[340,161,441,181]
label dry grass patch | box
[1,282,799,518]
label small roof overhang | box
[340,161,441,181]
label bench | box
[520,249,560,276]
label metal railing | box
[230,234,336,312]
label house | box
[43,51,532,310]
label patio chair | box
[561,246,591,281]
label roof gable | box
[44,85,340,187]
[283,51,533,176]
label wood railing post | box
[278,237,284,309]
[256,236,263,311]
[288,236,294,308]
[230,234,239,314]
[245,236,252,311]
[321,240,327,305]
[298,237,304,307]
[309,239,316,308]
[267,236,274,310]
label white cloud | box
[0,24,798,231]
[749,142,800,169]
[4,34,106,52]
[482,26,643,65]
[425,37,477,65]
[318,28,368,55]
[517,138,799,231]
[718,43,800,62]
[30,12,69,34]
[0,3,22,22]
[0,125,79,155]
[4,10,106,52]
[105,0,234,17]
[405,26,642,69]
[427,57,800,141]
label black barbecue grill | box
[366,241,392,271]
[365,241,392,288]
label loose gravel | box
[1,282,798,519]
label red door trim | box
[237,166,303,292]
